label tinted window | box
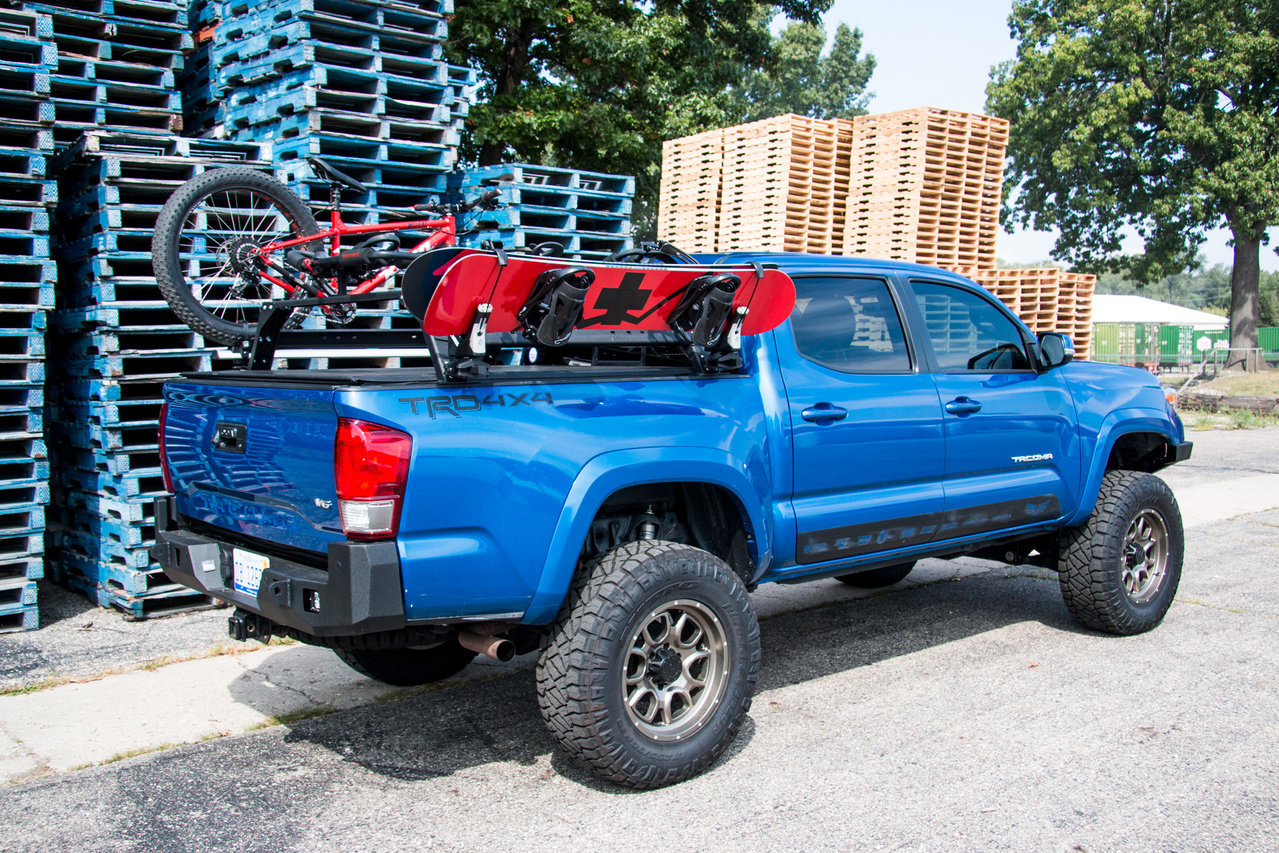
[790,277,911,373]
[911,281,1031,372]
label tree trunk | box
[478,18,535,167]
[1228,225,1263,371]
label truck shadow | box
[250,571,1073,789]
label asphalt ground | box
[0,427,1276,851]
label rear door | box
[780,274,947,566]
[904,278,1082,538]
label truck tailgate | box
[163,381,344,554]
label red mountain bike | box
[151,156,502,345]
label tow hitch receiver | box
[229,608,274,643]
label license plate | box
[232,548,268,597]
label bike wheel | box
[152,167,322,345]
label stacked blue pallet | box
[46,132,268,619]
[455,164,635,260]
[0,7,57,632]
[191,0,471,212]
[19,0,191,145]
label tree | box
[987,1,1279,368]
[446,1,837,237]
[731,22,876,121]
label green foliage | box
[730,22,876,121]
[987,1,1279,354]
[447,1,873,238]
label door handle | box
[944,397,983,415]
[801,404,848,423]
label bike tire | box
[152,167,322,345]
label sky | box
[822,0,1278,272]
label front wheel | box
[152,167,322,345]
[1058,470,1184,635]
[536,541,760,789]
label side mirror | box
[1037,332,1075,370]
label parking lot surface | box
[0,428,1276,852]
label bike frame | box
[254,204,459,297]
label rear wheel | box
[836,561,915,588]
[152,167,322,345]
[334,641,477,686]
[536,541,760,789]
[1058,470,1184,635]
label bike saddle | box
[307,156,368,194]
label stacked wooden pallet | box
[660,115,843,254]
[842,107,1005,271]
[965,268,1096,359]
[657,129,723,253]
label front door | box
[906,279,1082,540]
[781,275,947,567]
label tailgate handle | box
[213,421,247,454]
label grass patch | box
[1195,369,1279,397]
[247,704,335,730]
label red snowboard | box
[416,251,796,339]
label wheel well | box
[582,482,756,581]
[1107,432,1175,473]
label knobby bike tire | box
[152,167,322,345]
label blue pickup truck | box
[152,252,1191,789]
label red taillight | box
[334,418,412,539]
[158,402,174,493]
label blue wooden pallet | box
[0,176,57,208]
[57,564,218,621]
[54,55,176,89]
[461,227,633,261]
[0,206,50,233]
[49,75,181,109]
[0,555,44,582]
[57,375,167,406]
[272,132,455,174]
[0,602,38,633]
[230,108,461,149]
[0,578,38,608]
[0,7,55,44]
[223,70,459,120]
[459,162,636,196]
[0,329,47,360]
[0,435,47,460]
[0,407,43,433]
[213,15,445,68]
[24,0,186,27]
[0,458,50,488]
[49,506,150,548]
[60,349,216,381]
[0,67,51,98]
[0,480,50,507]
[44,102,183,142]
[63,445,158,477]
[0,120,53,152]
[57,463,164,499]
[55,302,186,333]
[59,396,163,427]
[0,148,50,179]
[229,0,453,29]
[56,325,204,355]
[0,357,45,385]
[472,205,632,236]
[60,129,268,165]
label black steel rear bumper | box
[150,496,406,638]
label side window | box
[911,281,1031,372]
[790,277,911,373]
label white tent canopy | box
[1092,294,1228,328]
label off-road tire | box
[152,167,321,345]
[536,540,760,789]
[334,641,477,686]
[836,561,916,588]
[1058,470,1184,635]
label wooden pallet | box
[841,107,1007,271]
[964,267,1097,360]
[658,128,723,252]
